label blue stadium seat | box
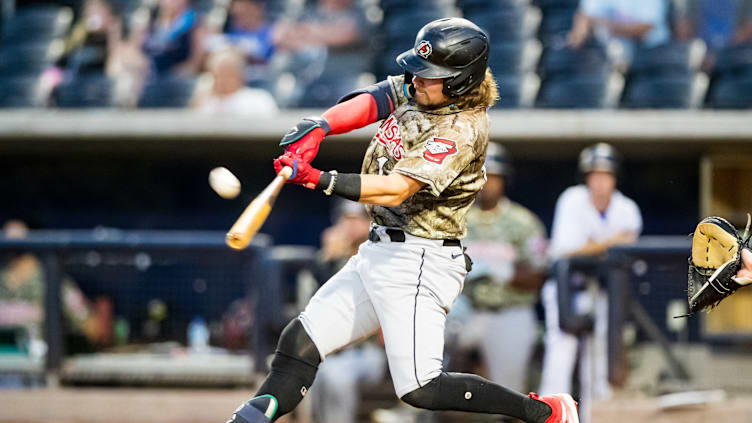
[54,74,114,108]
[537,7,576,45]
[620,75,693,109]
[0,42,55,77]
[0,77,40,108]
[538,46,608,77]
[536,72,609,108]
[382,10,448,46]
[296,74,360,108]
[630,42,694,77]
[488,41,525,75]
[494,73,524,108]
[533,0,580,9]
[378,47,404,79]
[381,0,450,16]
[466,8,527,42]
[460,0,527,15]
[713,43,752,78]
[1,6,72,44]
[138,77,197,108]
[705,76,752,109]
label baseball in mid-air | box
[209,167,241,199]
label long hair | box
[454,68,499,109]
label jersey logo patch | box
[416,40,432,59]
[375,115,405,160]
[423,138,457,164]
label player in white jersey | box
[227,18,580,423]
[538,143,642,419]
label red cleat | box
[528,392,580,423]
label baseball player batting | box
[227,18,579,423]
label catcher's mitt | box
[683,215,752,316]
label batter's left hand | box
[274,152,321,189]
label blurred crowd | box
[0,0,750,110]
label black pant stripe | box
[413,248,426,389]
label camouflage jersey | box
[464,198,548,310]
[357,74,489,239]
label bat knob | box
[226,232,249,250]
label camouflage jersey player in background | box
[227,18,580,423]
[460,143,548,393]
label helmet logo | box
[416,40,432,59]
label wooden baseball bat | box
[225,166,293,250]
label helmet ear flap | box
[403,71,416,99]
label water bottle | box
[188,316,209,353]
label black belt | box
[369,228,461,247]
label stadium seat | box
[705,76,752,109]
[380,0,453,18]
[620,74,693,109]
[538,46,608,78]
[629,42,696,77]
[0,42,56,77]
[138,77,198,108]
[537,7,576,46]
[713,43,752,78]
[382,10,450,46]
[460,0,527,15]
[488,42,525,75]
[54,74,114,108]
[1,6,73,44]
[533,0,580,9]
[0,76,40,108]
[378,47,407,79]
[296,74,361,108]
[495,73,524,108]
[465,8,527,42]
[536,72,609,108]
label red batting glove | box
[285,127,326,163]
[273,152,322,189]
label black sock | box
[253,353,317,421]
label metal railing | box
[0,229,317,385]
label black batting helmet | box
[485,142,513,178]
[396,18,490,97]
[578,143,621,176]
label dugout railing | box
[0,229,316,386]
[552,236,697,388]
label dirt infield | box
[1,387,751,423]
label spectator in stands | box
[139,0,207,77]
[58,0,122,75]
[568,0,671,63]
[458,143,548,393]
[673,0,752,70]
[40,0,122,104]
[191,49,278,116]
[207,0,277,85]
[0,220,113,355]
[309,201,387,423]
